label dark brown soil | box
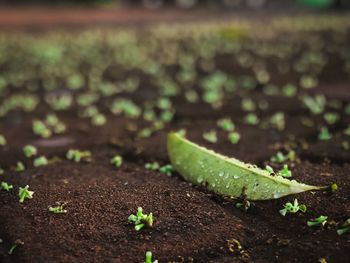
[1,14,350,263]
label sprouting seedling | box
[318,127,332,141]
[217,118,235,132]
[0,134,6,146]
[241,98,256,112]
[324,112,339,125]
[145,251,158,263]
[228,132,240,144]
[145,162,160,171]
[344,126,350,136]
[271,151,296,163]
[49,202,67,214]
[307,215,328,227]
[159,164,173,176]
[66,149,91,162]
[244,113,259,125]
[8,239,24,255]
[33,156,48,167]
[18,185,34,203]
[202,130,217,143]
[1,181,13,191]
[337,218,350,235]
[15,161,25,172]
[279,199,307,216]
[128,207,153,231]
[91,113,106,126]
[23,145,37,158]
[167,132,325,200]
[32,120,51,138]
[302,95,326,115]
[278,165,292,178]
[269,112,285,131]
[111,155,123,168]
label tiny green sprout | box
[66,149,91,162]
[307,215,328,227]
[33,156,48,167]
[279,199,307,216]
[145,251,158,263]
[341,141,349,150]
[8,239,24,255]
[177,129,187,137]
[0,134,6,146]
[278,165,292,178]
[203,130,217,143]
[318,127,332,141]
[1,181,13,191]
[217,118,235,132]
[49,203,67,214]
[228,131,240,144]
[159,164,173,176]
[281,84,297,97]
[244,113,259,125]
[15,161,25,172]
[271,152,286,163]
[265,165,275,174]
[23,145,37,158]
[91,113,106,126]
[32,120,51,138]
[344,125,350,136]
[241,98,256,111]
[323,112,339,125]
[128,207,153,231]
[111,155,123,168]
[270,112,285,131]
[160,110,174,123]
[18,185,34,203]
[145,162,160,171]
[330,183,338,193]
[337,218,350,235]
[0,167,4,175]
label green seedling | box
[307,215,328,227]
[91,113,106,126]
[324,112,339,125]
[145,162,160,171]
[241,98,256,111]
[203,130,218,143]
[8,239,24,255]
[145,251,158,263]
[330,183,338,193]
[15,162,25,172]
[217,118,235,132]
[0,167,3,175]
[228,132,240,144]
[33,156,48,167]
[279,199,307,216]
[318,127,332,141]
[271,151,296,163]
[302,95,326,115]
[111,155,123,168]
[18,185,34,203]
[344,126,350,136]
[66,149,91,162]
[167,132,325,200]
[1,181,13,191]
[49,203,67,214]
[128,207,153,231]
[337,218,350,235]
[23,145,37,158]
[244,113,259,125]
[0,134,6,146]
[32,120,51,138]
[270,112,285,131]
[159,164,173,176]
[278,165,292,178]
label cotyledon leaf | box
[167,132,326,200]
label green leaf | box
[167,132,325,200]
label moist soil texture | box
[0,13,350,263]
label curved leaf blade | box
[167,132,325,200]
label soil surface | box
[0,11,350,263]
